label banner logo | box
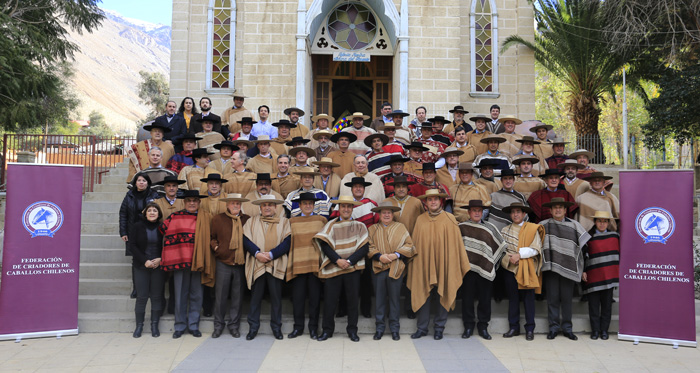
[636,207,675,244]
[22,201,64,238]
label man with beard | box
[242,173,284,218]
[307,114,336,149]
[557,159,588,198]
[311,129,336,159]
[190,97,224,135]
[443,105,472,135]
[284,107,310,138]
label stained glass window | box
[473,0,493,92]
[211,0,231,89]
[328,3,377,51]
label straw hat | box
[251,194,284,205]
[439,147,465,158]
[529,123,553,133]
[497,115,523,125]
[590,211,614,220]
[312,157,340,168]
[231,139,254,149]
[417,189,448,200]
[512,155,540,165]
[556,159,585,170]
[230,92,248,98]
[253,135,272,144]
[311,113,335,123]
[569,149,595,160]
[348,112,370,120]
[334,195,362,206]
[312,129,334,140]
[219,193,249,203]
[288,146,316,158]
[292,166,321,176]
[549,137,569,145]
[371,201,402,213]
[378,122,400,131]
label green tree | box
[0,0,103,132]
[137,70,170,123]
[502,0,637,163]
[80,111,114,138]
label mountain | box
[65,10,171,135]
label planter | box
[16,151,36,163]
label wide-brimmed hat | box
[177,190,207,199]
[230,92,248,98]
[195,116,221,125]
[289,146,316,158]
[387,175,416,186]
[529,123,554,133]
[252,194,284,205]
[219,193,249,203]
[497,116,523,125]
[200,173,229,183]
[384,154,411,166]
[180,133,203,142]
[293,192,322,203]
[584,171,613,180]
[249,173,276,182]
[512,155,540,165]
[469,114,491,122]
[253,135,272,144]
[475,158,500,168]
[419,162,438,172]
[154,175,186,186]
[348,112,370,120]
[449,105,469,114]
[330,131,357,143]
[272,119,297,128]
[285,136,311,146]
[515,135,541,144]
[539,169,562,179]
[311,113,335,123]
[417,189,448,200]
[237,117,257,125]
[428,115,450,124]
[458,162,475,172]
[371,201,401,213]
[344,177,372,187]
[542,197,574,208]
[292,166,321,176]
[312,157,340,168]
[232,139,254,148]
[188,148,214,158]
[364,133,389,147]
[439,147,465,158]
[591,210,614,220]
[502,202,533,214]
[419,122,435,129]
[389,110,410,118]
[499,169,516,177]
[143,122,172,133]
[557,159,585,170]
[378,122,399,131]
[283,107,305,116]
[214,140,240,151]
[312,129,335,140]
[480,134,507,144]
[549,137,569,145]
[460,199,486,210]
[403,141,430,152]
[334,195,362,206]
[569,149,595,160]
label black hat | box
[284,107,305,116]
[272,119,297,128]
[344,176,372,188]
[213,140,240,151]
[403,142,430,152]
[180,133,203,142]
[285,136,311,146]
[200,173,229,183]
[384,154,411,166]
[143,121,172,133]
[449,105,469,114]
[249,173,276,182]
[177,189,207,199]
[418,162,437,172]
[237,117,257,125]
[387,175,417,186]
[330,131,357,143]
[539,169,562,179]
[293,192,321,202]
[154,175,186,186]
[427,115,449,123]
[196,116,221,125]
[389,109,410,117]
[188,148,214,158]
[475,158,500,168]
[499,169,516,177]
[460,199,486,210]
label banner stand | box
[0,328,79,343]
[618,333,696,349]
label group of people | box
[118,94,621,343]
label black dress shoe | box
[392,332,400,341]
[601,331,609,340]
[563,331,578,341]
[189,329,202,338]
[230,329,240,338]
[373,331,383,340]
[410,330,427,339]
[462,328,473,339]
[503,329,520,338]
[478,329,492,340]
[288,329,303,339]
[336,310,346,317]
[362,311,372,318]
[348,332,360,342]
[434,331,443,340]
[212,328,223,338]
[590,331,599,340]
[526,331,534,341]
[130,288,137,299]
[246,330,258,340]
[273,330,283,340]
[547,331,558,340]
[203,311,213,317]
[317,332,332,341]
[309,330,318,340]
[172,330,184,339]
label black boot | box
[133,312,145,338]
[151,311,161,337]
[130,267,137,299]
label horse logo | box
[636,207,675,244]
[22,201,64,238]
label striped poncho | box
[313,218,369,279]
[488,189,529,231]
[367,221,416,279]
[284,188,332,217]
[582,229,620,294]
[458,220,507,281]
[540,217,591,282]
[286,215,328,281]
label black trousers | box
[133,266,167,315]
[587,288,614,333]
[360,267,373,315]
[416,288,449,333]
[213,262,244,331]
[248,273,283,333]
[461,271,493,331]
[503,269,536,332]
[322,270,360,335]
[372,271,403,333]
[291,273,322,332]
[544,272,575,333]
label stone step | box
[80,234,124,249]
[84,192,126,202]
[82,201,121,211]
[98,174,131,185]
[80,212,119,224]
[80,248,129,263]
[79,278,131,295]
[81,222,119,235]
[79,263,131,279]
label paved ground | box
[1,331,700,372]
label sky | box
[99,0,173,26]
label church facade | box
[170,0,535,125]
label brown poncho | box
[367,221,416,279]
[500,222,545,291]
[575,189,619,231]
[243,214,292,289]
[313,173,342,198]
[449,182,491,223]
[407,210,471,312]
[313,218,369,279]
[385,196,424,236]
[286,215,327,281]
[191,210,215,287]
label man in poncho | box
[408,189,471,340]
[242,195,292,341]
[575,172,619,232]
[458,200,506,340]
[488,169,528,231]
[540,197,591,341]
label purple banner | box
[619,170,696,347]
[0,164,83,339]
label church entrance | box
[312,54,392,127]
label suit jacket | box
[154,114,187,150]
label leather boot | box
[151,311,161,337]
[133,312,145,338]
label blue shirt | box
[252,120,278,139]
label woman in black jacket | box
[119,173,159,298]
[127,203,167,337]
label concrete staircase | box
[78,161,699,335]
